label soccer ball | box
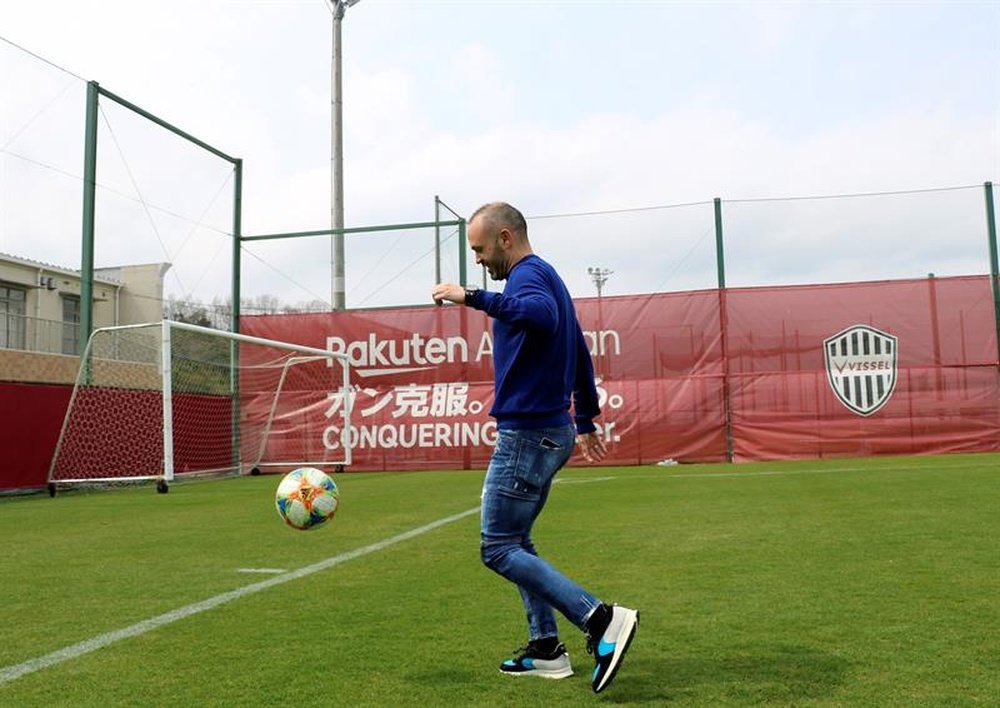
[275,467,340,531]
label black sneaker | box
[499,641,573,679]
[586,604,639,693]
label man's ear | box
[499,228,512,249]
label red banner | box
[241,274,1000,470]
[724,276,1000,459]
[3,274,997,491]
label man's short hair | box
[470,202,527,239]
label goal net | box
[48,320,352,490]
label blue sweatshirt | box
[465,254,600,433]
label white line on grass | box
[560,467,855,484]
[555,476,616,485]
[564,459,999,485]
[0,506,479,686]
[649,461,998,479]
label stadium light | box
[326,0,364,310]
[588,266,613,298]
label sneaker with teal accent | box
[499,641,573,679]
[586,604,639,693]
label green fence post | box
[458,218,468,287]
[714,197,734,463]
[714,197,726,289]
[79,81,99,355]
[232,159,243,334]
[434,195,442,284]
[985,182,1000,364]
[231,159,244,472]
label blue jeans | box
[480,425,601,641]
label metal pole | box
[231,159,243,475]
[435,195,442,284]
[713,197,726,289]
[927,273,943,397]
[160,320,175,481]
[984,181,1000,364]
[714,197,734,462]
[458,218,468,287]
[243,219,464,242]
[79,80,100,355]
[231,159,243,334]
[331,3,346,310]
[97,86,238,163]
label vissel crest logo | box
[823,325,898,416]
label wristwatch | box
[464,287,478,305]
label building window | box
[0,285,27,350]
[62,295,80,355]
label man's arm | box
[572,324,607,462]
[432,271,558,332]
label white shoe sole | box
[501,667,574,679]
[500,656,573,679]
[593,606,639,693]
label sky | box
[0,0,998,309]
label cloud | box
[1,0,996,309]
[331,99,993,299]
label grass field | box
[1,454,997,706]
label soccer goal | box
[48,320,352,493]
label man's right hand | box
[432,283,464,306]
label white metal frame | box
[251,355,337,471]
[48,320,353,487]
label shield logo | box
[823,325,898,416]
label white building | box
[0,253,169,381]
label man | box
[431,202,638,694]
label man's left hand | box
[576,431,607,463]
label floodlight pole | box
[587,267,613,297]
[328,0,363,310]
[587,267,612,379]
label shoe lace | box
[512,641,565,661]
[585,633,596,657]
[510,644,532,661]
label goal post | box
[48,320,352,490]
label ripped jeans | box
[480,425,600,641]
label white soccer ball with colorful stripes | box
[275,467,340,531]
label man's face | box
[469,217,510,281]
